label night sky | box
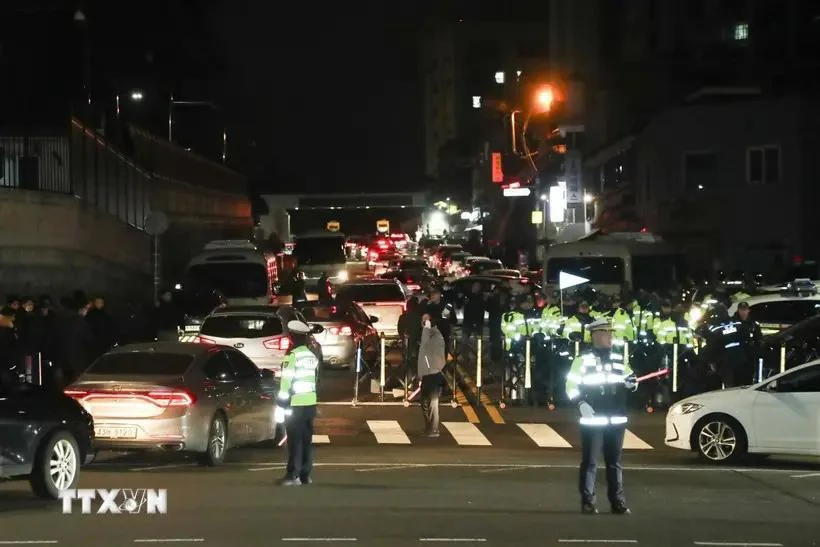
[0,0,532,195]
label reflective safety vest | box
[566,350,634,425]
[540,305,562,337]
[502,311,538,347]
[633,307,655,340]
[676,322,693,347]
[277,346,319,408]
[610,308,635,343]
[654,317,678,344]
[563,315,591,343]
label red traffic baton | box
[635,368,670,383]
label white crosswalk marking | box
[517,423,572,448]
[312,435,330,444]
[623,429,653,450]
[368,420,411,444]
[442,422,491,446]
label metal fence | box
[0,119,151,231]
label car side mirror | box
[311,324,324,334]
[369,315,379,323]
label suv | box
[196,305,323,376]
[335,279,407,337]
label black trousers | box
[420,373,443,434]
[285,405,316,480]
[579,424,626,507]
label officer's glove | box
[624,376,639,392]
[579,401,595,418]
[274,406,287,424]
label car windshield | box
[293,237,346,265]
[87,353,194,375]
[337,284,404,302]
[186,263,268,298]
[296,305,347,322]
[200,315,283,338]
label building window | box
[747,146,780,185]
[734,22,749,41]
[494,71,505,84]
[472,96,481,109]
[683,152,717,192]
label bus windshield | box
[633,255,680,291]
[546,257,625,285]
[294,236,346,265]
[186,263,268,298]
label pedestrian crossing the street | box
[308,418,661,450]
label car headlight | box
[337,270,349,282]
[670,402,703,415]
[689,307,702,325]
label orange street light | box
[534,85,555,112]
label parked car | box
[0,381,95,498]
[65,342,279,466]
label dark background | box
[0,0,536,196]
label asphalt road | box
[3,403,820,546]
[2,448,819,547]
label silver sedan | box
[65,342,278,466]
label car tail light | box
[197,335,216,344]
[263,336,291,350]
[328,326,353,336]
[64,389,88,399]
[147,390,196,407]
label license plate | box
[184,325,200,332]
[95,426,137,439]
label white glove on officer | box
[624,376,638,392]
[274,406,286,424]
[579,401,595,418]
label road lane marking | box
[517,423,572,448]
[456,363,504,424]
[479,466,530,473]
[242,462,815,473]
[282,539,357,542]
[693,543,783,547]
[623,430,653,450]
[419,539,487,543]
[129,463,196,472]
[558,541,638,544]
[0,542,59,545]
[367,420,411,444]
[442,422,491,446]
[313,435,331,444]
[790,472,820,478]
[446,371,480,423]
[355,464,429,472]
[133,541,205,544]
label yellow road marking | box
[457,364,505,425]
[447,367,480,423]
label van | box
[292,231,349,284]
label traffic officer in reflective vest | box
[566,318,638,515]
[275,320,319,486]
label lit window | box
[494,71,505,84]
[472,96,481,109]
[734,23,749,40]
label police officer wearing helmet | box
[275,320,319,486]
[566,317,638,515]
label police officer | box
[700,304,748,389]
[275,320,319,486]
[566,318,638,515]
[734,302,762,384]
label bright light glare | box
[540,194,547,201]
[584,193,594,203]
[336,270,349,282]
[131,90,144,101]
[429,211,448,235]
[534,86,554,111]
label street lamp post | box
[168,95,227,163]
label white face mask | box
[423,320,432,329]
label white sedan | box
[665,360,820,463]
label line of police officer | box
[499,289,761,408]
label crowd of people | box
[0,288,192,388]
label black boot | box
[581,502,598,515]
